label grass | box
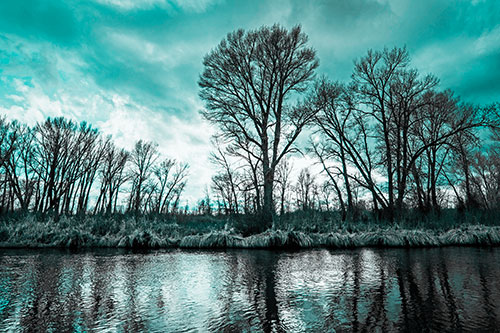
[0,210,499,249]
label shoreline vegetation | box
[1,211,498,250]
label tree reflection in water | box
[0,247,499,332]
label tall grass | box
[0,211,499,249]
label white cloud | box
[89,93,216,206]
[474,25,500,55]
[412,24,500,95]
[3,79,64,125]
[94,0,169,11]
[172,0,222,13]
[6,94,24,103]
[106,29,207,70]
[93,0,221,13]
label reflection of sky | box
[274,249,399,331]
[1,1,499,203]
[0,248,499,331]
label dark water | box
[0,247,499,332]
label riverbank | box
[0,214,499,249]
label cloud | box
[93,0,221,13]
[412,24,500,103]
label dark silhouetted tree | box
[199,24,319,227]
[128,140,159,213]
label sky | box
[1,0,499,206]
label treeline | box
[1,24,499,225]
[200,24,500,223]
[0,117,188,215]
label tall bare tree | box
[295,168,318,211]
[32,118,98,214]
[210,139,241,214]
[152,158,189,214]
[199,24,319,227]
[128,140,159,213]
[1,121,37,211]
[275,157,293,215]
[94,142,130,214]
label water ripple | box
[0,247,499,332]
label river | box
[0,247,499,332]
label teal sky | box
[1,0,499,204]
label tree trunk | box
[261,166,274,228]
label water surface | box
[1,247,499,332]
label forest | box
[1,25,499,248]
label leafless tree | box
[128,140,159,213]
[319,181,336,212]
[31,118,99,214]
[152,158,189,214]
[351,47,438,215]
[199,24,319,227]
[67,122,105,214]
[312,47,498,219]
[312,80,357,217]
[0,121,37,211]
[0,118,19,212]
[0,115,191,217]
[94,142,130,214]
[295,168,318,211]
[227,138,262,213]
[210,138,241,214]
[274,157,293,215]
